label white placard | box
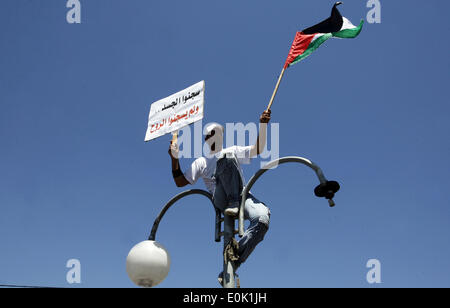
[145,81,205,141]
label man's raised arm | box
[168,141,190,187]
[250,110,271,158]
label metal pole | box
[238,156,335,237]
[148,189,238,287]
[148,189,217,241]
[222,215,236,288]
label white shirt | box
[183,145,253,193]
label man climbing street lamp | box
[128,2,362,288]
[168,110,272,286]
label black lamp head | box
[314,180,340,205]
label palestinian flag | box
[284,2,363,69]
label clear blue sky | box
[1,0,449,288]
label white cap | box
[204,122,224,136]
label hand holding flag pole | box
[264,2,363,111]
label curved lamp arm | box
[238,156,337,237]
[148,189,221,242]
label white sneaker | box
[217,271,223,287]
[224,207,239,217]
[218,271,239,287]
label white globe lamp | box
[126,240,171,287]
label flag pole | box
[266,67,286,111]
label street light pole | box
[147,189,240,288]
[239,156,340,237]
[145,156,340,288]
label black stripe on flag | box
[302,2,344,35]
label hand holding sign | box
[168,140,179,160]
